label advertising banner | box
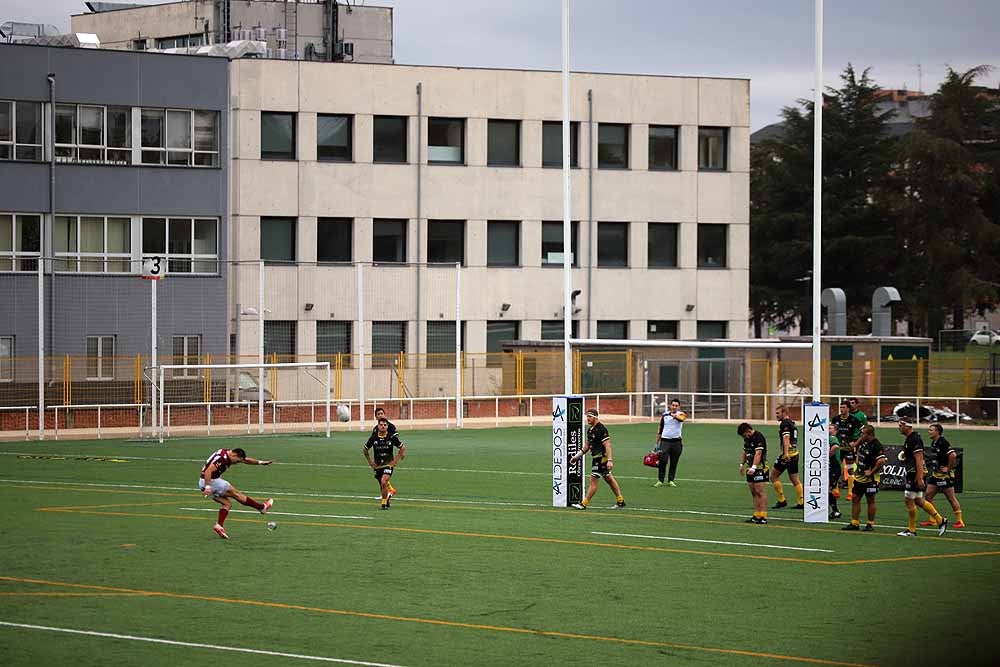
[552,396,584,507]
[803,402,830,523]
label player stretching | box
[770,406,804,510]
[372,407,399,499]
[364,417,406,510]
[570,409,626,509]
[199,447,274,540]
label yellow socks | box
[772,480,786,503]
[794,482,804,505]
[908,506,918,532]
[955,510,964,524]
[846,476,855,497]
[581,499,590,508]
[851,519,860,527]
[921,500,943,525]
[616,495,624,504]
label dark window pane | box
[697,224,727,268]
[427,220,464,264]
[542,121,578,167]
[486,320,518,367]
[141,109,164,148]
[317,218,352,262]
[648,223,678,268]
[107,107,132,149]
[143,218,166,254]
[261,112,296,160]
[373,219,407,263]
[487,119,519,166]
[372,321,406,368]
[541,221,579,266]
[317,114,352,161]
[598,123,628,169]
[374,115,407,163]
[697,321,727,339]
[317,321,352,368]
[55,105,75,146]
[168,218,192,255]
[487,220,519,267]
[597,321,627,339]
[428,117,464,163]
[647,320,678,340]
[261,217,296,263]
[698,127,728,170]
[15,101,41,145]
[427,321,464,368]
[649,125,678,170]
[541,320,579,340]
[597,222,628,267]
[264,320,297,358]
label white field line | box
[592,531,835,553]
[178,507,371,520]
[0,621,405,667]
[2,477,998,538]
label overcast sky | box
[2,0,997,130]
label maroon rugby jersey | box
[201,449,232,479]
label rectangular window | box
[261,217,296,264]
[317,114,352,161]
[649,125,678,170]
[597,222,629,268]
[597,321,628,339]
[541,221,579,267]
[647,321,678,340]
[86,335,115,380]
[487,119,520,166]
[698,126,728,171]
[697,224,727,268]
[426,321,465,368]
[0,101,43,161]
[54,215,131,273]
[264,321,297,359]
[166,109,192,165]
[486,320,519,367]
[648,222,678,268]
[542,121,578,168]
[697,321,728,339]
[317,218,352,262]
[427,220,464,265]
[140,108,165,164]
[487,220,519,267]
[598,123,629,169]
[171,335,201,378]
[541,320,579,340]
[0,214,41,272]
[373,218,407,263]
[55,104,134,164]
[141,217,216,274]
[0,336,12,381]
[374,115,408,163]
[192,110,219,166]
[372,321,406,368]
[317,321,352,368]
[133,39,147,50]
[428,117,464,164]
[261,111,296,160]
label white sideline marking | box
[2,477,998,537]
[0,621,405,666]
[592,531,835,553]
[178,507,371,520]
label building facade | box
[0,43,228,402]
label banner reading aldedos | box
[876,446,964,493]
[552,396,584,507]
[802,403,830,523]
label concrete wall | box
[0,44,229,363]
[230,60,750,358]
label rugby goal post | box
[152,361,331,443]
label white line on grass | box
[178,507,371,520]
[591,531,835,553]
[0,621,405,667]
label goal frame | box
[154,361,331,443]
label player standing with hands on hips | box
[653,399,686,487]
[199,447,274,540]
[570,409,626,509]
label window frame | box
[0,213,42,272]
[372,321,407,369]
[486,320,519,368]
[486,220,520,267]
[597,321,628,340]
[263,320,297,360]
[426,219,465,265]
[647,222,679,269]
[139,107,218,167]
[171,334,202,378]
[698,126,729,171]
[427,116,465,165]
[697,223,728,269]
[373,115,408,163]
[317,321,353,369]
[372,218,408,264]
[259,216,297,265]
[648,125,679,171]
[542,120,579,168]
[54,103,134,165]
[540,320,579,340]
[647,320,679,340]
[597,221,629,268]
[86,335,116,381]
[141,216,219,274]
[0,335,13,382]
[316,113,353,162]
[317,217,353,263]
[597,122,629,169]
[54,215,132,274]
[0,100,43,162]
[487,118,521,167]
[697,321,728,339]
[261,111,297,161]
[426,320,465,369]
[541,220,580,267]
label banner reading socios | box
[803,402,830,523]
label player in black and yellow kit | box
[842,425,886,531]
[372,407,399,499]
[921,424,965,528]
[896,420,947,537]
[831,401,862,500]
[363,417,406,510]
[737,423,769,524]
[828,422,843,519]
[770,406,804,510]
[569,408,625,509]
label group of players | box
[738,397,965,534]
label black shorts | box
[904,474,923,493]
[773,455,799,475]
[374,466,394,480]
[829,462,842,485]
[927,474,952,489]
[853,480,879,497]
[842,453,856,465]
[591,460,611,478]
[746,467,768,484]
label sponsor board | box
[875,446,964,493]
[803,403,830,523]
[552,396,584,507]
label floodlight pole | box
[812,0,823,402]
[561,0,573,395]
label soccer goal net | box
[149,361,331,442]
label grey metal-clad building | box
[0,43,229,398]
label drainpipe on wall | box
[586,88,594,339]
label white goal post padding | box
[153,362,332,442]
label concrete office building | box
[71,0,392,64]
[0,42,228,401]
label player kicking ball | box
[199,447,274,539]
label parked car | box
[231,372,272,403]
[883,401,973,423]
[969,330,1000,346]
